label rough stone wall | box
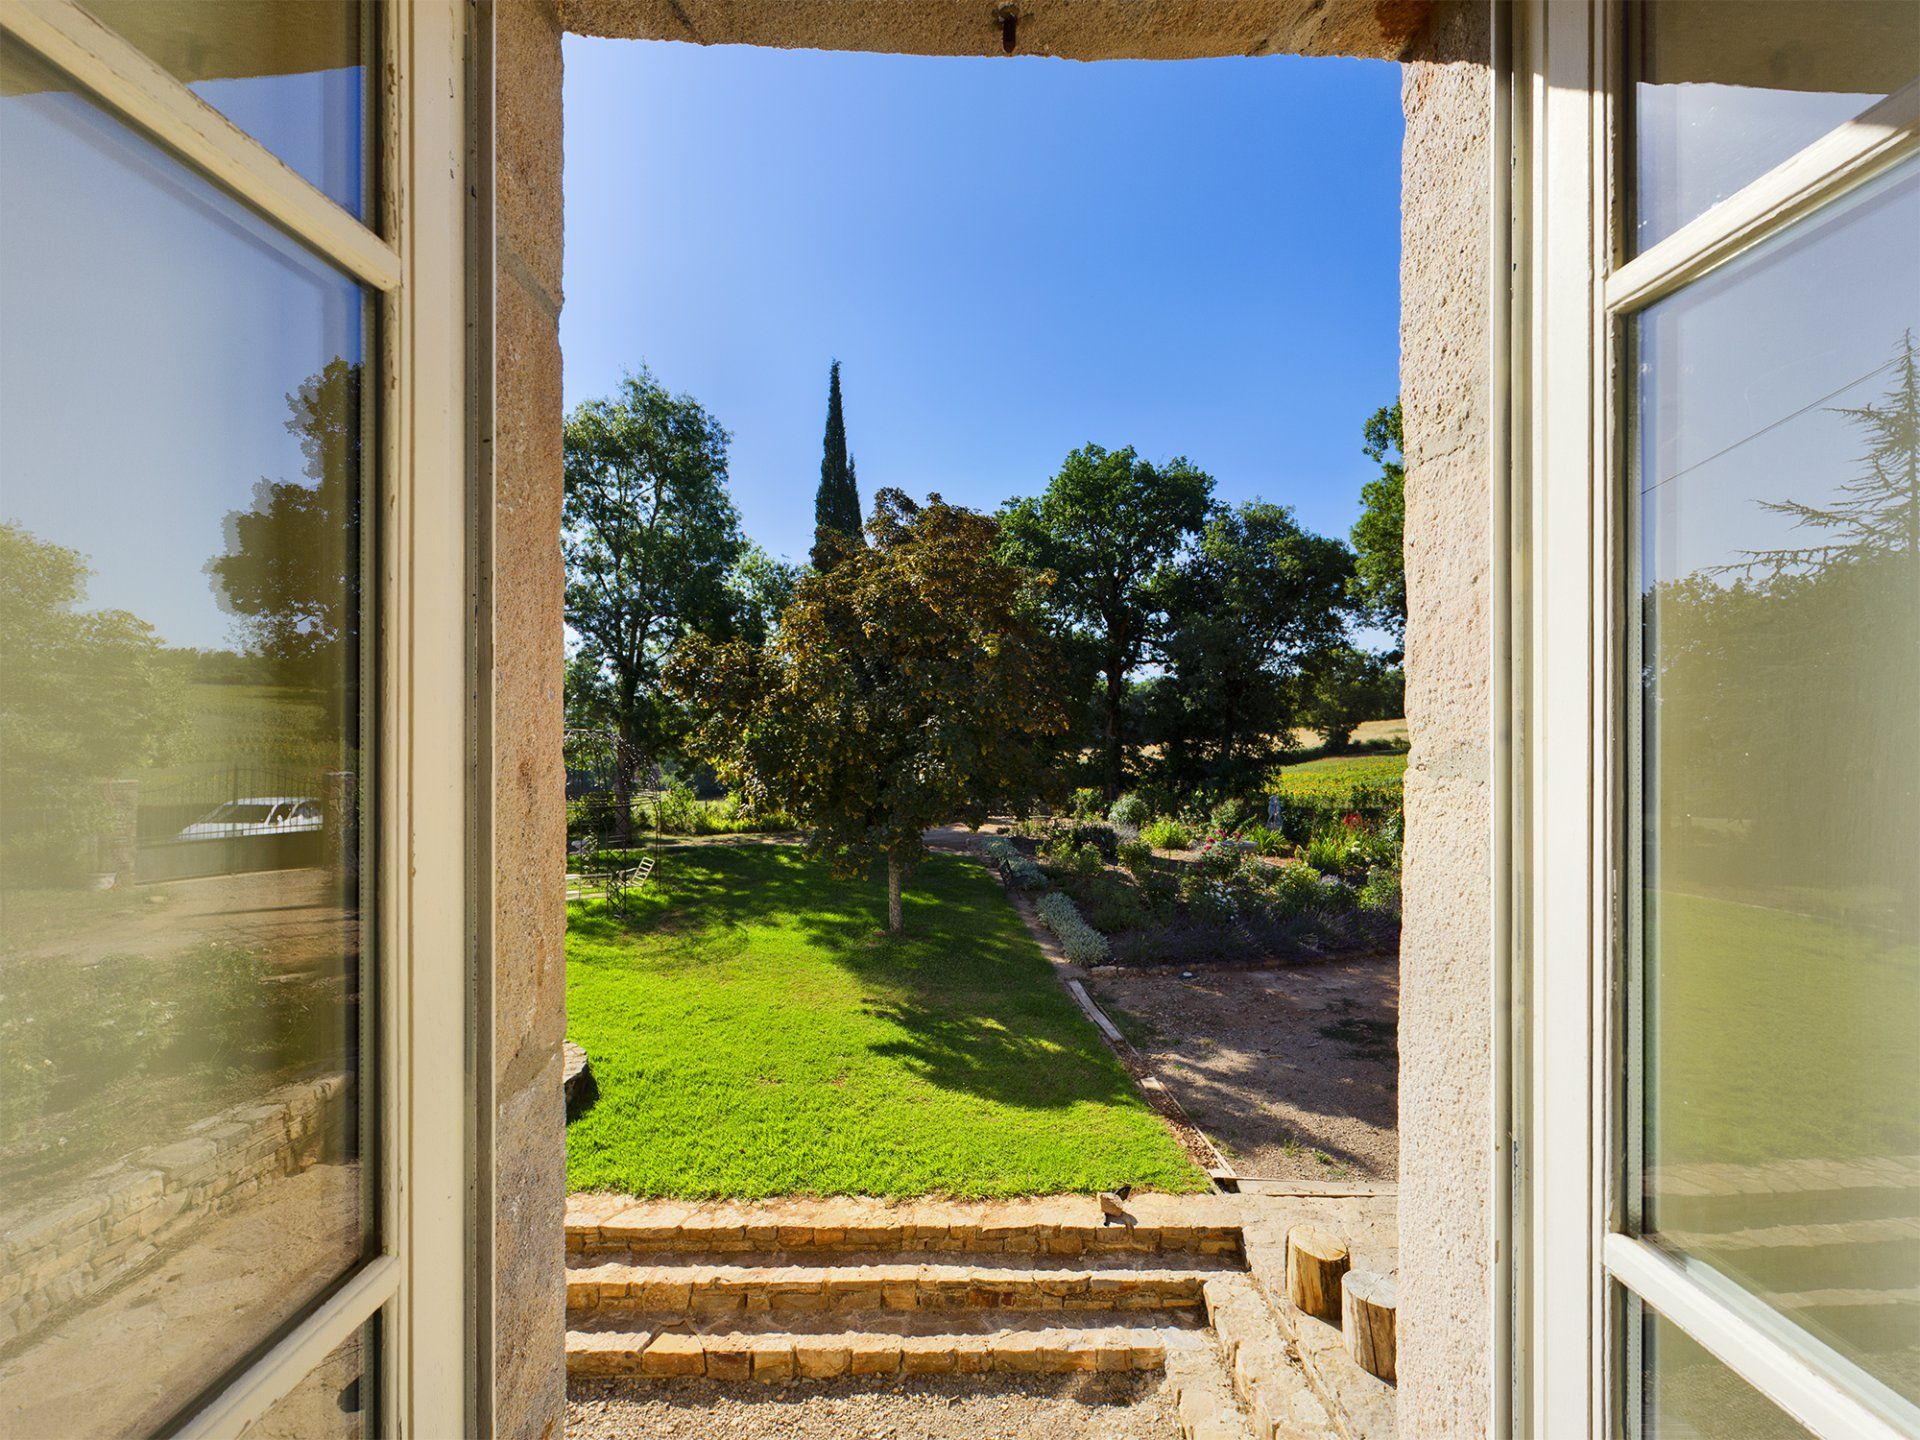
[562,0,1433,62]
[0,1073,349,1350]
[491,0,569,1435]
[1397,1,1496,1435]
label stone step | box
[567,1249,1228,1317]
[565,1307,1211,1381]
[566,1194,1244,1260]
[1203,1275,1341,1440]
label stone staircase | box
[564,1195,1350,1440]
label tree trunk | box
[886,858,904,934]
[1103,662,1126,801]
[1286,1225,1351,1324]
[1340,1270,1398,1383]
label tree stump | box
[1341,1270,1398,1383]
[1286,1225,1351,1323]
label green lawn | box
[564,844,1207,1198]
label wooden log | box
[1341,1270,1398,1383]
[1285,1225,1351,1323]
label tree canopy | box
[1150,501,1355,793]
[1349,399,1406,649]
[997,444,1214,799]
[812,360,863,569]
[563,369,770,839]
[670,490,1069,932]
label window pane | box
[1630,0,1919,250]
[79,0,373,220]
[240,1317,375,1440]
[1635,159,1920,1404]
[0,41,373,1440]
[1638,1301,1816,1439]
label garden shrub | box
[1241,823,1291,857]
[1191,831,1243,879]
[1140,817,1192,851]
[1358,865,1401,915]
[1111,918,1257,968]
[653,782,701,835]
[1178,870,1239,925]
[1267,861,1333,918]
[1116,838,1153,879]
[1036,890,1110,964]
[1006,856,1047,890]
[1065,823,1119,862]
[1067,872,1150,935]
[1107,792,1150,829]
[1207,796,1252,835]
[1303,830,1353,875]
[1069,787,1104,820]
[978,834,1017,864]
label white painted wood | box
[0,0,402,292]
[385,2,472,1433]
[1607,78,1920,314]
[1606,1235,1920,1440]
[1523,4,1606,1437]
[170,1257,400,1440]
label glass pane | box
[240,1317,376,1440]
[1635,158,1920,1404]
[1630,0,1919,250]
[0,41,373,1440]
[80,0,373,220]
[1638,1301,1816,1439]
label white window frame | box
[0,4,471,1435]
[1514,2,1920,1437]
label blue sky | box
[562,39,1404,569]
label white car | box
[176,796,323,841]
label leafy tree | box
[1350,399,1406,649]
[0,522,181,878]
[812,360,862,568]
[1151,502,1355,794]
[205,358,363,706]
[670,490,1070,932]
[998,444,1214,799]
[563,369,753,842]
[1295,645,1405,754]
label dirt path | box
[1086,956,1398,1183]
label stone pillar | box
[1397,3,1497,1435]
[491,1,568,1435]
[95,779,138,886]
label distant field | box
[1272,751,1408,800]
[1288,717,1408,750]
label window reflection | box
[1630,0,1919,249]
[1639,1301,1817,1438]
[0,41,372,1440]
[1636,160,1920,1405]
[80,0,373,220]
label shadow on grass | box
[570,842,1142,1112]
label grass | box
[564,843,1207,1199]
[1647,889,1918,1169]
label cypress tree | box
[812,361,863,567]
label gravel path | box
[567,1373,1181,1440]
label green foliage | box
[1107,792,1150,829]
[203,358,362,690]
[1358,865,1401,915]
[1349,399,1406,644]
[1240,823,1291,858]
[651,782,701,835]
[671,491,1071,930]
[1046,840,1105,879]
[1303,830,1353,875]
[1064,872,1152,934]
[1266,861,1334,918]
[564,846,1202,1196]
[0,522,183,881]
[998,443,1215,798]
[811,360,863,568]
[1117,838,1153,878]
[564,369,769,839]
[1208,796,1251,834]
[1006,856,1048,890]
[1295,646,1404,755]
[1036,890,1111,965]
[1149,501,1355,797]
[1069,787,1105,820]
[1140,816,1192,851]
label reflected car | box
[176,797,323,840]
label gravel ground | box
[1088,954,1398,1181]
[567,1372,1181,1440]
